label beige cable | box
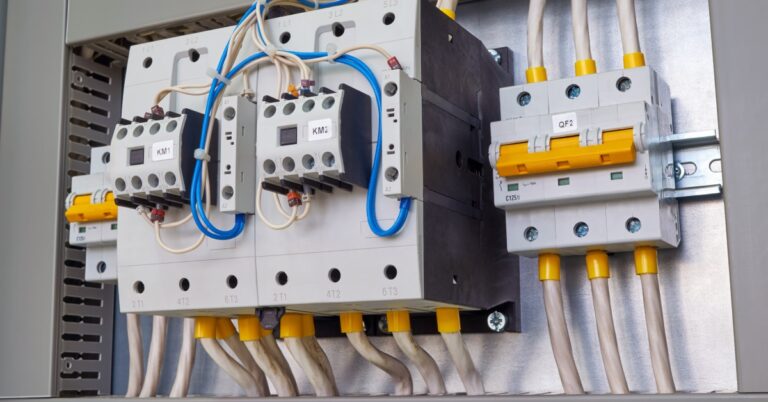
[261,332,298,391]
[591,277,630,394]
[635,247,675,393]
[139,315,168,397]
[169,318,196,398]
[616,0,641,55]
[245,339,299,397]
[392,331,446,395]
[200,338,265,397]
[303,336,338,389]
[221,334,271,396]
[527,0,547,68]
[542,280,585,394]
[441,331,484,395]
[284,337,338,396]
[571,0,593,61]
[125,313,144,397]
[640,274,675,393]
[347,331,413,395]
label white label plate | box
[308,118,333,141]
[552,112,578,134]
[151,140,175,161]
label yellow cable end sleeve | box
[623,52,646,69]
[280,313,304,338]
[386,310,411,333]
[215,317,237,340]
[525,66,548,83]
[237,316,262,342]
[436,307,461,333]
[340,312,364,334]
[538,253,561,281]
[634,246,659,275]
[301,314,316,337]
[586,250,610,280]
[194,317,217,339]
[439,8,456,20]
[574,59,597,76]
[260,327,274,337]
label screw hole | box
[384,82,398,97]
[626,217,642,233]
[332,22,345,37]
[101,152,111,164]
[276,271,288,286]
[188,49,200,62]
[282,157,295,172]
[179,278,190,291]
[283,102,296,115]
[224,107,236,121]
[279,32,291,44]
[133,281,145,294]
[322,96,335,109]
[616,77,632,92]
[383,12,396,25]
[96,261,107,274]
[116,127,127,140]
[384,265,398,280]
[114,178,126,192]
[328,268,341,283]
[222,185,234,200]
[148,174,159,188]
[322,152,336,167]
[143,57,153,68]
[263,159,276,174]
[264,105,277,118]
[133,125,144,137]
[517,91,532,107]
[302,154,315,170]
[524,226,539,242]
[149,122,161,135]
[573,222,590,238]
[226,275,238,289]
[302,99,315,112]
[566,84,582,99]
[166,120,178,132]
[164,172,177,186]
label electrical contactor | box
[490,66,680,256]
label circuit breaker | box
[490,66,680,256]
[64,146,118,283]
[114,0,518,317]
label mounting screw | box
[378,316,390,333]
[487,311,507,333]
[674,162,685,181]
[488,49,502,65]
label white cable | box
[221,334,271,396]
[261,332,299,391]
[392,331,446,395]
[347,331,412,395]
[439,0,458,13]
[571,0,593,61]
[542,280,585,394]
[201,338,265,397]
[125,313,144,398]
[441,332,484,395]
[139,315,169,397]
[640,274,676,393]
[169,318,196,398]
[274,193,311,221]
[616,0,641,55]
[527,0,547,68]
[590,278,630,394]
[256,180,299,230]
[245,339,299,397]
[284,337,338,396]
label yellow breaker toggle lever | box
[495,128,636,177]
[65,192,118,223]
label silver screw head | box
[487,311,507,333]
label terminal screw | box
[488,49,502,65]
[487,311,507,333]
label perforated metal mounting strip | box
[56,53,122,397]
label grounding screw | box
[487,311,507,333]
[674,162,685,181]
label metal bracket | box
[663,130,723,199]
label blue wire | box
[191,0,408,240]
[285,51,412,236]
